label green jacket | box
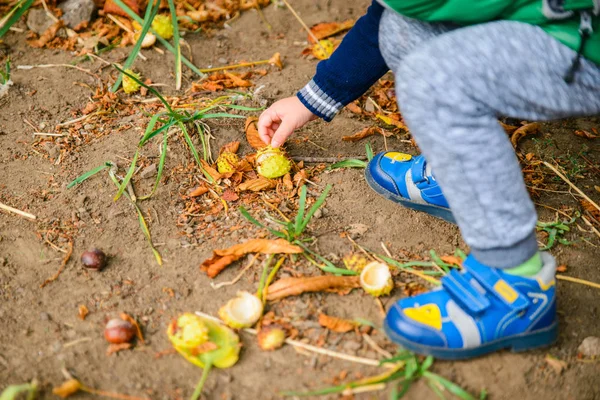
[381,0,600,65]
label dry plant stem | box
[199,59,271,73]
[280,0,328,54]
[557,274,600,289]
[81,386,150,400]
[40,241,73,288]
[0,202,37,220]
[210,254,259,289]
[57,111,109,127]
[63,337,92,348]
[194,311,386,367]
[34,132,64,137]
[17,64,99,79]
[292,156,368,163]
[581,215,600,240]
[362,333,393,358]
[343,383,387,396]
[543,161,600,214]
[106,14,148,61]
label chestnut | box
[104,318,135,344]
[81,249,106,271]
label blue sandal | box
[384,253,558,360]
[365,152,455,223]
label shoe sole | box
[384,320,558,360]
[364,167,456,224]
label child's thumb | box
[271,119,295,148]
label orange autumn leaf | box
[107,342,132,355]
[238,177,276,192]
[266,275,360,301]
[52,379,82,398]
[440,255,463,267]
[222,188,239,202]
[121,312,145,344]
[201,239,303,278]
[189,185,209,197]
[221,141,240,154]
[318,313,358,333]
[245,117,267,149]
[511,122,540,147]
[78,304,89,320]
[268,52,284,69]
[29,21,63,48]
[104,0,140,17]
[309,20,355,43]
[574,129,599,139]
[342,126,391,142]
[376,113,408,130]
[557,264,568,272]
[345,102,363,114]
[580,200,600,223]
[200,160,222,181]
[500,121,519,135]
[282,173,294,190]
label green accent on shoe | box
[504,252,543,277]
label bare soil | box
[1,1,599,399]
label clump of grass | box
[0,0,34,39]
[537,212,578,250]
[0,58,10,85]
[327,143,374,170]
[0,380,38,400]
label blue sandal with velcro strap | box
[365,152,455,224]
[384,253,558,360]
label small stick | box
[343,383,386,396]
[17,64,99,79]
[581,215,600,240]
[63,337,92,348]
[194,311,387,368]
[34,132,64,137]
[0,202,37,220]
[40,241,73,288]
[292,156,367,163]
[557,274,600,289]
[199,53,281,73]
[280,0,327,54]
[380,242,392,258]
[362,333,393,359]
[56,111,107,127]
[543,161,600,214]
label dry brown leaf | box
[201,239,303,278]
[107,342,132,355]
[574,129,599,139]
[440,255,463,267]
[282,173,294,191]
[266,275,360,301]
[221,141,240,154]
[200,160,222,181]
[580,200,600,223]
[376,113,408,130]
[52,379,82,398]
[222,188,239,202]
[309,20,355,43]
[29,21,63,48]
[245,117,267,149]
[545,354,568,374]
[224,72,253,88]
[238,177,276,192]
[500,121,519,135]
[557,264,568,272]
[342,126,390,142]
[104,0,140,17]
[121,312,144,344]
[268,52,283,69]
[189,186,209,197]
[345,102,363,114]
[78,304,89,320]
[318,313,358,333]
[595,185,600,194]
[511,122,540,147]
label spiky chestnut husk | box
[360,261,394,297]
[218,291,263,329]
[168,313,209,349]
[256,146,291,179]
[122,69,141,94]
[312,39,334,60]
[343,254,368,272]
[216,151,240,174]
[152,15,173,39]
[257,325,286,351]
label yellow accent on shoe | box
[404,304,442,330]
[493,280,518,303]
[384,152,412,162]
[537,278,556,291]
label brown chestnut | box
[104,318,135,344]
[81,249,106,271]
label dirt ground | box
[1,0,600,399]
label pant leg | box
[379,15,600,268]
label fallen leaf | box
[121,312,144,344]
[238,177,276,192]
[580,200,600,223]
[266,275,360,301]
[201,239,303,278]
[107,342,133,355]
[52,379,82,398]
[221,141,240,154]
[345,102,363,114]
[500,121,519,135]
[245,117,267,149]
[282,173,293,190]
[342,126,390,142]
[318,313,358,333]
[309,20,354,43]
[78,304,89,320]
[545,354,567,374]
[200,160,222,181]
[312,39,335,60]
[189,185,209,197]
[376,113,408,130]
[595,185,600,193]
[511,122,540,147]
[574,129,599,139]
[29,21,63,48]
[225,72,253,88]
[222,188,239,202]
[557,264,567,272]
[268,52,283,69]
[440,255,463,267]
[104,0,140,17]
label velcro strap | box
[442,270,490,315]
[466,258,530,312]
[410,155,428,184]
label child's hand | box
[258,96,317,148]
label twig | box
[343,383,386,396]
[280,0,328,54]
[543,161,600,214]
[210,254,259,289]
[105,14,147,61]
[33,132,64,137]
[56,111,106,127]
[17,64,99,79]
[581,215,600,240]
[380,242,392,258]
[557,274,600,289]
[292,156,367,163]
[40,241,73,288]
[362,333,393,358]
[0,202,37,220]
[195,311,387,368]
[63,337,92,348]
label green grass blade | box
[366,142,374,161]
[0,0,34,38]
[221,104,265,111]
[380,351,416,365]
[114,65,174,112]
[139,131,168,200]
[139,117,175,146]
[299,184,332,234]
[111,0,159,92]
[166,0,182,90]
[195,112,248,120]
[429,250,450,273]
[256,255,273,301]
[419,355,434,372]
[299,246,358,276]
[427,381,448,400]
[390,380,413,400]
[239,206,265,228]
[294,185,307,235]
[113,150,139,201]
[109,0,205,78]
[327,159,367,170]
[67,162,112,189]
[423,372,476,400]
[178,120,213,182]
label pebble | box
[204,215,215,223]
[39,312,50,321]
[578,336,600,357]
[342,341,362,352]
[313,209,323,219]
[58,0,96,28]
[140,163,157,179]
[26,9,55,35]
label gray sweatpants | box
[378,11,600,268]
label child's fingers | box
[271,119,295,148]
[258,109,280,144]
